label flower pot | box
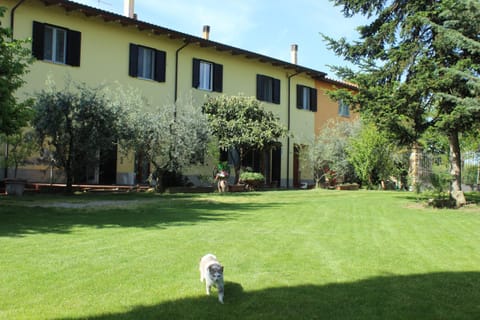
[240,179,263,191]
[335,183,359,191]
[4,179,27,196]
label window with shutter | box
[296,85,317,111]
[192,58,223,92]
[257,74,281,104]
[128,43,166,82]
[32,21,81,66]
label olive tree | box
[32,80,124,192]
[304,119,360,188]
[119,95,211,191]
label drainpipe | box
[169,41,190,172]
[10,0,27,39]
[174,41,190,107]
[286,71,302,189]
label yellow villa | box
[1,0,357,189]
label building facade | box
[1,0,356,188]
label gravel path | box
[30,200,145,208]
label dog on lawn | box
[199,253,224,303]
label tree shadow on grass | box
[0,194,273,237]
[57,272,480,320]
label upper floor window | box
[129,44,166,82]
[192,58,223,92]
[339,100,350,117]
[256,74,280,104]
[296,85,317,111]
[44,25,66,63]
[32,21,81,66]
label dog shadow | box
[223,281,244,301]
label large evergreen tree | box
[324,0,480,206]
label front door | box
[135,151,150,185]
[99,145,117,185]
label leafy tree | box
[347,122,396,189]
[304,119,359,187]
[202,95,288,183]
[119,95,210,191]
[0,7,33,136]
[32,80,124,192]
[323,0,480,206]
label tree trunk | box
[409,142,422,190]
[65,146,74,193]
[234,166,240,184]
[448,131,466,207]
[154,168,165,193]
[65,158,73,194]
[233,147,243,185]
[65,119,74,194]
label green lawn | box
[0,190,479,319]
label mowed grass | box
[0,190,479,320]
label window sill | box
[196,87,213,92]
[41,59,68,66]
[136,76,156,81]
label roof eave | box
[39,0,329,79]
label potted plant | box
[239,171,265,190]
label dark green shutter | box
[296,85,303,109]
[32,21,45,60]
[154,50,166,82]
[310,88,317,112]
[192,58,200,88]
[272,78,280,104]
[66,29,81,66]
[213,63,223,92]
[129,44,138,77]
[256,74,264,100]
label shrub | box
[239,171,264,182]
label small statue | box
[214,163,230,193]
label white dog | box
[199,254,224,303]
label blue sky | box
[73,0,368,79]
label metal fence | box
[415,150,480,191]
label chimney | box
[124,0,135,19]
[291,44,298,64]
[202,25,210,40]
